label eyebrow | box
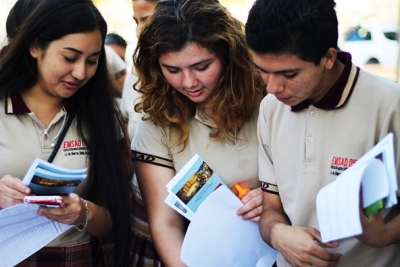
[253,62,300,74]
[160,58,213,69]
[63,47,101,56]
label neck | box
[21,88,65,127]
[310,60,345,104]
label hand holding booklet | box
[165,154,277,266]
[22,158,86,196]
[316,133,398,242]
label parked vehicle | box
[338,24,399,68]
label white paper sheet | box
[0,204,72,267]
[316,133,397,242]
[181,186,277,267]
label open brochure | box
[165,154,230,221]
[22,158,86,195]
[316,133,398,242]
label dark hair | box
[134,0,263,150]
[105,33,127,48]
[0,0,42,58]
[6,0,43,40]
[245,0,338,65]
[0,0,132,265]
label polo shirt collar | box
[5,94,74,114]
[194,109,217,128]
[291,51,360,111]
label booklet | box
[316,133,398,242]
[22,158,87,196]
[165,154,231,221]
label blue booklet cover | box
[22,158,86,195]
[165,154,228,220]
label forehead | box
[159,43,216,66]
[252,52,311,72]
[47,30,102,53]
[133,0,157,18]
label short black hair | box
[105,33,127,48]
[246,0,338,65]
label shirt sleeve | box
[258,97,279,194]
[131,118,174,169]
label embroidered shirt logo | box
[63,140,88,156]
[330,156,357,176]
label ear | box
[323,48,337,70]
[29,40,40,59]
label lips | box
[186,88,203,97]
[63,81,80,90]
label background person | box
[131,0,264,265]
[0,0,132,265]
[121,0,160,140]
[105,32,128,61]
[127,0,163,266]
[246,0,400,266]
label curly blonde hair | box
[134,0,264,150]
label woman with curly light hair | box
[131,0,265,265]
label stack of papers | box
[164,154,278,266]
[317,133,398,242]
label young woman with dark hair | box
[0,0,132,265]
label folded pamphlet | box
[165,154,230,221]
[22,158,86,195]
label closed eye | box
[196,65,210,72]
[64,56,76,63]
[283,72,298,79]
[167,68,180,74]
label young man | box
[246,0,400,266]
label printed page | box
[165,154,229,216]
[164,194,194,221]
[181,186,277,266]
[0,204,72,267]
[316,133,397,242]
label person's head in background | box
[132,0,159,38]
[105,33,127,61]
[134,0,262,146]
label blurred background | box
[1,0,399,83]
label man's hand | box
[271,224,342,267]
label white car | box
[338,24,399,69]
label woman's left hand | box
[37,193,85,225]
[236,187,262,222]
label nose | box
[136,25,142,38]
[182,70,198,89]
[264,74,284,95]
[71,62,87,81]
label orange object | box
[234,184,250,199]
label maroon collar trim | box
[291,51,359,111]
[5,94,74,114]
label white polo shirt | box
[258,52,400,266]
[0,94,91,246]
